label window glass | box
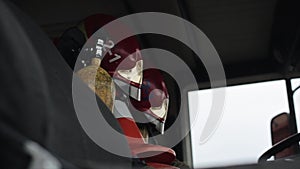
[188,80,289,168]
[291,78,300,131]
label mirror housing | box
[271,113,297,159]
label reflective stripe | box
[114,79,141,101]
[113,100,133,119]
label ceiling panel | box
[185,0,278,64]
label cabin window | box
[291,78,300,131]
[188,80,290,168]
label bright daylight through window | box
[188,80,290,168]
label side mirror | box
[259,113,300,162]
[271,113,297,159]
